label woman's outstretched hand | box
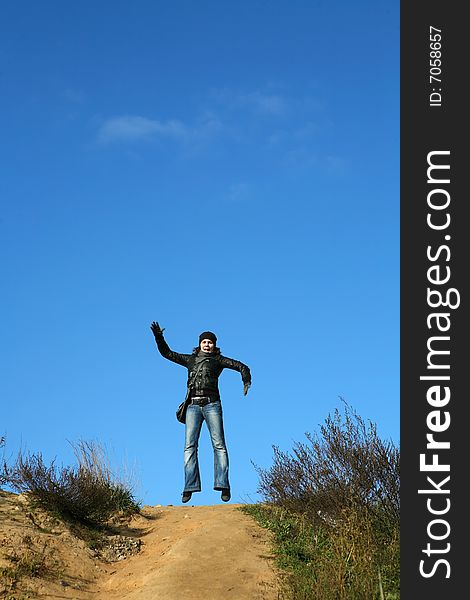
[243,383,251,396]
[150,321,165,337]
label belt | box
[190,396,219,407]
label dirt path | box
[1,493,279,599]
[93,503,279,600]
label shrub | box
[251,402,400,599]
[2,440,141,526]
[255,402,399,531]
[0,436,6,486]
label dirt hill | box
[0,490,280,599]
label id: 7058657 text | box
[429,26,442,107]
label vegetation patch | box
[1,439,143,597]
[1,440,141,527]
[244,402,400,600]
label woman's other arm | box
[219,355,252,395]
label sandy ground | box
[0,492,280,600]
[0,490,101,599]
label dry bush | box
[255,402,399,531]
[1,440,140,526]
[0,438,5,486]
[251,402,400,599]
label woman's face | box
[200,339,215,353]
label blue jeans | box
[183,400,230,492]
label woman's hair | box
[192,346,221,355]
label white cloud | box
[196,112,224,134]
[325,155,348,174]
[96,113,227,148]
[225,182,253,203]
[212,88,287,116]
[236,91,287,115]
[97,116,188,144]
[63,88,86,103]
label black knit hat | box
[199,331,217,344]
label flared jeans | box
[183,400,230,492]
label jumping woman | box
[150,322,251,503]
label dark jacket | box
[154,332,251,400]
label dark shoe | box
[221,489,231,502]
[182,492,192,503]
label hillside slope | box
[1,492,279,599]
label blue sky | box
[1,1,399,506]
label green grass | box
[242,503,399,600]
[247,403,400,599]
